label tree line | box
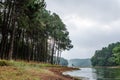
[0,0,73,64]
[91,42,120,66]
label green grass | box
[0,60,60,68]
[0,60,12,66]
[0,66,40,80]
[0,60,81,80]
[0,60,60,80]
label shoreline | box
[0,60,82,80]
[46,66,81,80]
[42,66,120,80]
[62,67,89,80]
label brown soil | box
[39,67,80,80]
[0,65,81,80]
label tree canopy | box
[0,0,73,64]
[91,42,120,66]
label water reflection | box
[63,67,120,80]
[95,68,120,80]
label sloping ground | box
[48,67,80,80]
[0,66,40,80]
[0,60,80,80]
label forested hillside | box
[0,0,73,64]
[68,59,92,67]
[91,42,120,66]
[59,57,68,66]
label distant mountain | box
[68,59,92,67]
[59,57,68,66]
[53,57,68,66]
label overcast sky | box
[45,0,120,60]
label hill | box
[59,57,68,66]
[53,57,68,66]
[91,42,120,66]
[68,59,92,67]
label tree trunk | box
[51,40,55,64]
[8,0,16,60]
[8,25,15,60]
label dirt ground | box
[0,65,80,80]
[39,67,80,80]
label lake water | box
[63,67,120,80]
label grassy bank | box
[0,60,80,80]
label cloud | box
[46,0,120,59]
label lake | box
[63,67,120,80]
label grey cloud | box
[46,0,120,59]
[47,0,120,23]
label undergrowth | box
[0,60,60,80]
[0,60,60,68]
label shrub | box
[0,60,11,66]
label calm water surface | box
[63,67,120,80]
